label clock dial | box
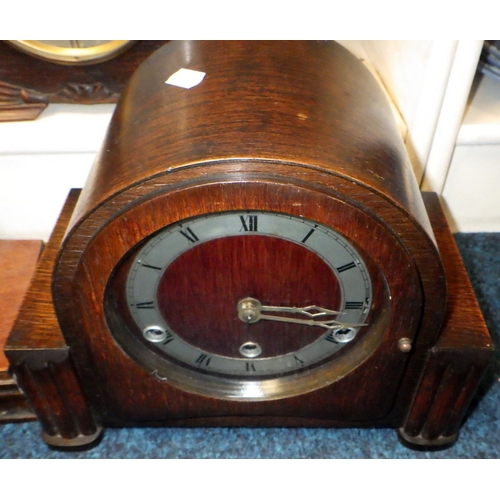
[7,40,135,65]
[121,211,372,391]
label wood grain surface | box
[68,41,433,237]
[0,240,42,370]
[0,239,42,421]
[6,190,79,353]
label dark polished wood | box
[4,41,493,448]
[70,41,435,237]
[0,41,167,122]
[0,240,43,371]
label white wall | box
[0,104,114,240]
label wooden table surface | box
[0,240,42,371]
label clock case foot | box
[4,190,493,450]
[43,426,103,449]
[396,428,457,451]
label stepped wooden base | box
[3,191,493,448]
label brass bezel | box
[7,40,135,65]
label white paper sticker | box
[165,68,206,89]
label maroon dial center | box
[156,235,342,358]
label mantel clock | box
[5,41,493,449]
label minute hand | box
[237,298,367,329]
[258,313,366,329]
[260,304,344,317]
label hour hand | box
[237,297,367,330]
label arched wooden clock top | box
[68,41,431,240]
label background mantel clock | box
[5,40,493,449]
[0,40,167,122]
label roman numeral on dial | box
[301,228,315,243]
[179,227,199,243]
[162,332,175,345]
[195,353,211,366]
[294,355,305,366]
[345,301,364,310]
[135,301,155,309]
[239,215,258,232]
[336,262,356,273]
[324,332,337,343]
[140,263,162,271]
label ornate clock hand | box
[260,303,345,317]
[237,297,367,330]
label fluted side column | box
[10,349,101,446]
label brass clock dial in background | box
[6,40,136,65]
[0,40,166,122]
[5,40,492,449]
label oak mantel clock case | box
[5,41,493,449]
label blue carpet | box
[1,233,499,458]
